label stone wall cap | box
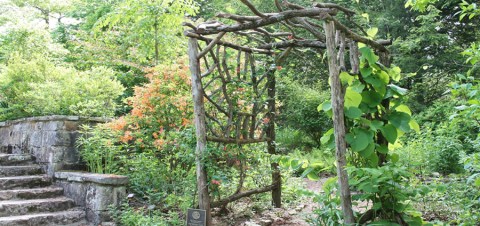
[55,171,129,185]
[0,115,112,126]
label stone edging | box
[54,171,129,185]
[0,115,111,127]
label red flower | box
[211,180,221,185]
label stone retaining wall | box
[0,116,109,176]
[55,171,128,225]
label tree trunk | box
[266,68,281,208]
[188,38,212,225]
[323,20,355,225]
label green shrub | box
[396,132,463,175]
[0,54,124,120]
[77,124,123,174]
[277,77,331,146]
[276,127,316,152]
[111,203,183,226]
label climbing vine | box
[321,46,421,224]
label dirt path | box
[212,178,329,226]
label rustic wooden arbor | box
[185,1,390,225]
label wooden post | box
[188,38,212,225]
[323,20,355,224]
[266,67,281,208]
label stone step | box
[0,165,43,177]
[0,175,51,190]
[0,209,87,226]
[0,154,33,166]
[0,187,64,201]
[0,197,75,217]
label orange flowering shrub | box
[78,58,197,206]
[106,58,193,150]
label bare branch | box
[240,0,267,18]
[194,8,335,35]
[210,184,277,208]
[313,3,356,16]
[206,137,270,144]
[184,32,272,54]
[198,32,226,59]
[257,39,325,49]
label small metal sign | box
[186,208,206,226]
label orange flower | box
[154,139,165,148]
[181,118,190,127]
[109,117,127,131]
[120,131,133,143]
[131,108,143,117]
[262,117,271,124]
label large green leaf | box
[340,71,354,86]
[345,88,362,108]
[363,72,388,96]
[378,70,390,84]
[377,145,388,154]
[388,111,411,132]
[370,120,384,131]
[389,66,402,82]
[359,47,379,65]
[361,90,383,107]
[345,106,363,119]
[409,120,420,133]
[346,128,373,152]
[394,104,412,115]
[388,84,408,96]
[359,142,375,158]
[360,66,372,77]
[380,124,398,144]
[319,100,332,112]
[350,80,366,93]
[320,128,334,145]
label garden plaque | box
[186,208,206,226]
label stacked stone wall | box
[0,116,109,176]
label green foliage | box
[321,47,418,167]
[348,164,424,225]
[77,124,122,174]
[90,0,197,64]
[277,77,331,146]
[0,27,67,63]
[307,177,343,226]
[277,148,336,180]
[78,61,198,209]
[0,54,124,120]
[276,127,316,152]
[111,202,183,226]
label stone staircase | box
[0,153,87,226]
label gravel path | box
[213,178,329,226]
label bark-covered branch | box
[210,184,277,208]
[184,31,272,54]
[257,40,326,49]
[195,8,335,35]
[313,3,356,16]
[206,136,270,144]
